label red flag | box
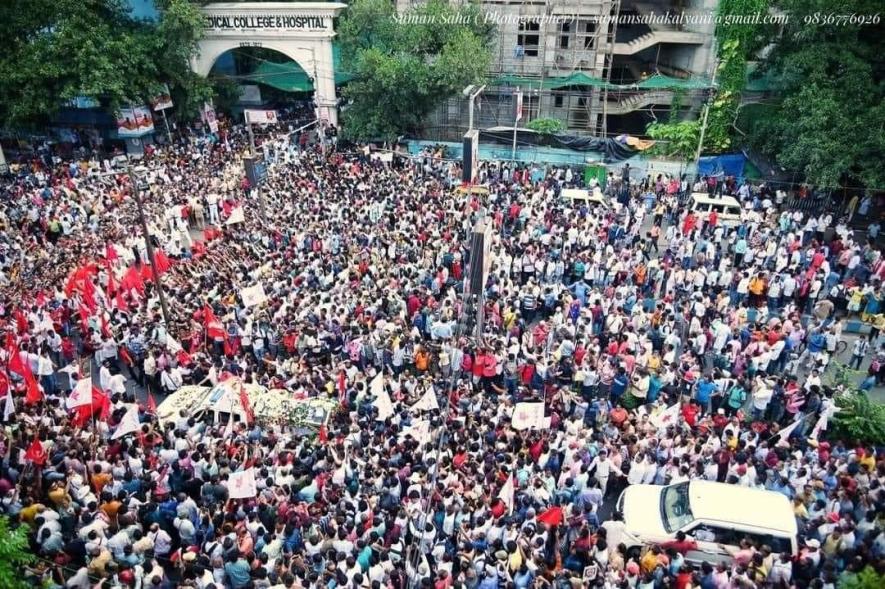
[337,371,346,404]
[239,383,254,425]
[0,371,8,396]
[78,305,91,335]
[106,272,118,297]
[536,506,563,527]
[122,265,145,295]
[318,424,328,444]
[24,438,46,466]
[153,250,172,275]
[13,309,28,334]
[100,315,112,339]
[203,305,226,341]
[106,243,118,263]
[35,291,47,308]
[147,390,157,414]
[141,264,153,283]
[24,376,42,405]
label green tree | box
[526,118,565,135]
[838,566,885,589]
[338,0,494,140]
[646,120,701,159]
[0,516,34,589]
[0,0,210,126]
[746,0,885,189]
[831,390,885,446]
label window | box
[661,482,694,533]
[518,21,540,56]
[523,95,540,120]
[559,21,570,49]
[579,20,597,49]
[554,95,564,108]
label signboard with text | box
[206,14,328,30]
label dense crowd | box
[0,115,882,589]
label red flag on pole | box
[25,438,47,466]
[147,390,158,414]
[106,243,118,263]
[337,371,346,404]
[153,250,172,275]
[203,305,226,341]
[318,424,328,444]
[239,383,254,425]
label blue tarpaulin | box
[698,153,747,182]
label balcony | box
[613,30,706,54]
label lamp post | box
[127,163,172,327]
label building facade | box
[398,0,718,140]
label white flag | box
[412,386,439,411]
[240,283,267,308]
[774,415,804,442]
[111,405,141,439]
[2,392,14,422]
[228,468,258,499]
[374,383,395,422]
[499,475,516,514]
[400,419,432,446]
[226,206,245,225]
[649,402,681,429]
[512,402,545,430]
[66,378,93,409]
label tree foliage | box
[831,390,885,446]
[745,0,885,189]
[0,516,34,589]
[526,118,565,135]
[646,120,701,160]
[838,566,885,589]
[0,0,212,127]
[337,0,494,140]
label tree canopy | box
[337,0,494,140]
[745,0,885,189]
[0,0,213,127]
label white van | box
[561,187,609,208]
[603,481,798,565]
[688,193,743,227]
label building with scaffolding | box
[399,0,718,140]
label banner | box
[116,106,155,137]
[228,468,258,498]
[112,405,141,439]
[150,84,173,111]
[371,374,394,421]
[512,402,546,430]
[245,109,278,125]
[399,419,431,445]
[225,206,245,225]
[412,386,439,411]
[649,402,681,429]
[202,102,219,133]
[499,475,515,514]
[240,283,267,308]
[66,378,93,409]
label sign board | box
[514,89,524,122]
[239,85,262,105]
[462,129,479,184]
[240,283,268,307]
[245,110,278,125]
[150,84,174,111]
[205,14,329,30]
[202,102,219,133]
[243,156,267,187]
[117,106,155,137]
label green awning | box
[491,72,712,91]
[249,44,354,93]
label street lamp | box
[464,84,486,132]
[127,163,173,328]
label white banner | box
[112,405,141,439]
[245,109,278,125]
[512,402,546,430]
[228,468,258,498]
[66,378,93,409]
[499,474,515,514]
[371,374,394,421]
[649,402,681,429]
[412,386,439,411]
[240,283,268,308]
[399,419,431,446]
[226,206,245,225]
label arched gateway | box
[193,2,347,125]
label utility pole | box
[128,163,172,327]
[245,116,269,222]
[694,42,719,175]
[512,87,522,162]
[465,84,486,133]
[160,109,173,145]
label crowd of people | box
[0,113,882,589]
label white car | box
[602,480,798,565]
